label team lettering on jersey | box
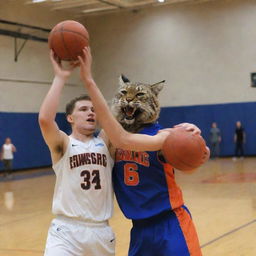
[69,152,107,169]
[115,149,150,167]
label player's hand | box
[157,128,175,138]
[184,146,210,174]
[157,128,175,147]
[49,50,77,80]
[174,123,201,135]
[201,146,210,164]
[78,46,94,84]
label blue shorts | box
[129,206,202,256]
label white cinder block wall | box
[84,0,256,107]
[0,1,85,112]
[0,0,256,112]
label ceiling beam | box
[97,0,126,8]
[96,0,170,9]
[51,0,97,10]
[0,28,47,42]
[23,0,215,17]
[0,19,50,33]
[82,5,117,13]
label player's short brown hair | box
[65,95,91,116]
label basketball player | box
[39,50,180,256]
[78,47,209,256]
[39,52,116,256]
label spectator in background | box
[1,137,16,177]
[233,121,246,160]
[209,122,221,159]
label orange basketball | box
[162,127,207,171]
[48,20,89,61]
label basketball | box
[48,20,89,61]
[162,127,207,171]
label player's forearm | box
[120,132,167,151]
[83,79,129,144]
[39,76,66,123]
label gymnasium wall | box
[0,1,86,113]
[0,1,83,169]
[0,112,70,169]
[85,0,256,106]
[1,0,256,169]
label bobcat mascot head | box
[112,75,165,133]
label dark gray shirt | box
[210,127,220,143]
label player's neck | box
[70,131,94,143]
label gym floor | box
[0,157,256,256]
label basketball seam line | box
[60,24,73,59]
[51,29,89,41]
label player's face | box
[69,100,97,134]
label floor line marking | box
[201,219,256,248]
[0,212,48,227]
[0,248,43,253]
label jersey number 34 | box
[81,170,101,190]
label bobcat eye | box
[120,90,127,95]
[136,92,145,97]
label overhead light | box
[32,0,46,2]
[158,0,165,2]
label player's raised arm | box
[78,47,169,152]
[38,51,76,157]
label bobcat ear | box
[150,80,165,95]
[120,74,130,84]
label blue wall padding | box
[159,102,256,156]
[0,101,256,170]
[0,112,69,170]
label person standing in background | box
[209,122,221,159]
[233,121,246,160]
[1,137,16,177]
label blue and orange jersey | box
[113,123,184,220]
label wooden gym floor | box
[0,157,256,256]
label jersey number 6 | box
[124,163,139,186]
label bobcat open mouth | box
[123,106,140,121]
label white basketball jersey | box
[52,136,114,222]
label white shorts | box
[44,216,115,256]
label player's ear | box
[66,114,73,124]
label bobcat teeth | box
[125,118,135,124]
[124,106,136,116]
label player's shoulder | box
[98,130,116,158]
[98,130,109,145]
[50,131,70,164]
